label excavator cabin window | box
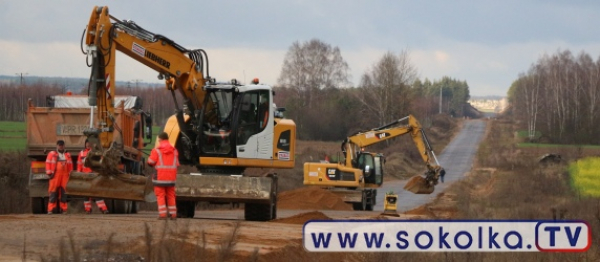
[201,90,234,155]
[236,90,269,145]
[357,153,384,185]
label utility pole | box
[131,79,142,88]
[15,72,28,121]
[15,72,28,86]
[439,86,442,114]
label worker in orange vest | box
[77,139,109,214]
[45,140,73,214]
[147,132,179,220]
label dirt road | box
[0,209,409,261]
[374,119,487,211]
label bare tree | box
[357,50,417,126]
[277,39,350,138]
[278,39,350,105]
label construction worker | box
[147,132,179,220]
[45,140,73,214]
[77,139,109,214]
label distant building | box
[468,97,508,113]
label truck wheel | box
[244,202,274,221]
[31,197,47,214]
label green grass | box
[0,121,26,131]
[569,157,600,197]
[516,130,542,139]
[518,143,600,149]
[0,121,26,151]
[0,121,163,152]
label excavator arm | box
[341,115,445,194]
[83,6,209,172]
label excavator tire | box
[352,192,367,211]
[245,198,276,221]
[404,176,435,194]
[176,200,196,218]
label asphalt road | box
[374,119,487,211]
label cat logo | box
[377,133,387,139]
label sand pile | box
[403,205,436,218]
[271,211,332,224]
[278,187,353,211]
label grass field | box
[569,157,600,197]
[0,121,162,152]
[518,142,600,149]
[0,121,26,151]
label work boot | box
[170,216,177,221]
[85,210,91,214]
[47,212,52,215]
[101,209,109,214]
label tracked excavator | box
[303,115,445,210]
[66,6,296,221]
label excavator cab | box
[356,152,384,186]
[193,83,273,159]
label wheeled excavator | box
[303,115,445,210]
[66,6,296,221]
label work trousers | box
[154,186,177,218]
[48,162,69,213]
[84,198,108,213]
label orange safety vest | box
[46,151,73,176]
[148,140,179,186]
[77,148,93,173]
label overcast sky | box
[1,0,599,96]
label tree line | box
[509,49,600,144]
[0,80,179,127]
[277,39,470,140]
[0,38,471,141]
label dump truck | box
[66,6,296,221]
[303,115,445,210]
[27,94,152,214]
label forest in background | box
[509,49,600,145]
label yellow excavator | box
[67,6,296,221]
[303,115,445,210]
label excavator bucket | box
[66,171,154,202]
[404,175,435,194]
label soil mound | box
[271,211,332,224]
[403,205,436,218]
[278,186,353,211]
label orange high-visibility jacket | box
[77,148,93,173]
[46,151,73,177]
[148,140,179,186]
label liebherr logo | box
[132,42,171,69]
[145,50,171,69]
